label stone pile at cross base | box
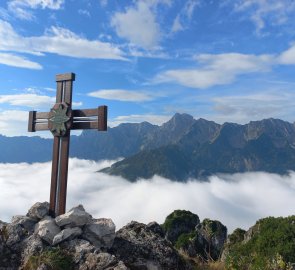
[0,202,192,270]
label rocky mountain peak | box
[0,202,192,270]
[162,113,195,130]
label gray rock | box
[60,239,95,264]
[35,216,61,245]
[147,221,165,238]
[243,223,260,243]
[21,234,44,262]
[53,227,82,246]
[1,223,26,268]
[60,239,127,269]
[27,202,49,220]
[111,221,192,270]
[80,252,128,270]
[82,218,116,249]
[179,218,227,261]
[11,215,38,233]
[5,223,26,247]
[55,205,92,227]
[36,263,49,270]
[0,220,7,230]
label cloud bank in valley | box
[1,158,295,232]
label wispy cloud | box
[210,91,295,124]
[78,9,90,17]
[171,0,199,33]
[0,7,11,20]
[88,89,155,102]
[0,52,42,69]
[111,1,161,49]
[155,53,274,89]
[0,19,126,69]
[232,0,295,34]
[0,91,82,137]
[278,43,295,65]
[110,114,171,127]
[1,158,295,233]
[7,0,64,20]
[171,15,184,33]
[0,110,43,137]
[154,43,295,89]
[0,94,55,108]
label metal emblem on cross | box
[28,73,108,217]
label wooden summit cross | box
[28,73,107,217]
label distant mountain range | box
[1,113,295,181]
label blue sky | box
[0,0,295,137]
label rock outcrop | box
[111,221,191,270]
[0,203,195,270]
[178,219,227,261]
[162,210,200,244]
[162,210,227,262]
[1,205,295,269]
[0,202,123,269]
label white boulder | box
[55,205,92,227]
[27,202,49,220]
[53,227,82,246]
[11,215,37,233]
[34,216,60,245]
[82,218,116,249]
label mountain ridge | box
[1,114,295,182]
[100,115,295,181]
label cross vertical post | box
[28,73,108,217]
[50,73,74,217]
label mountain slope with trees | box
[102,116,295,181]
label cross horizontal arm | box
[28,106,108,132]
[72,105,108,131]
[33,107,106,120]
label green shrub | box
[0,225,9,242]
[162,210,199,232]
[225,216,295,270]
[23,247,74,270]
[227,228,246,245]
[175,231,197,249]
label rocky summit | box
[0,202,193,270]
[1,203,295,269]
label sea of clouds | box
[1,158,295,233]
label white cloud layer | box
[1,158,295,233]
[88,89,154,102]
